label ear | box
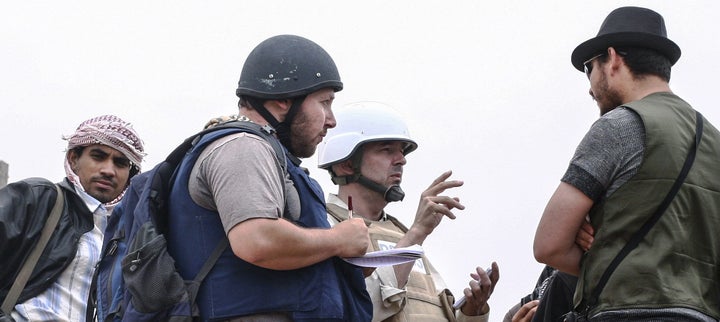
[333,159,355,176]
[67,150,80,171]
[607,47,625,72]
[264,99,293,122]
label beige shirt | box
[326,194,489,322]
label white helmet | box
[318,101,418,169]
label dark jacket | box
[0,177,93,304]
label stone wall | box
[0,160,7,188]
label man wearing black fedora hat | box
[534,6,720,321]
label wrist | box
[460,302,489,316]
[401,226,429,246]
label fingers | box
[335,218,369,257]
[422,170,464,197]
[416,170,465,221]
[460,275,489,315]
[490,262,499,283]
[575,220,595,251]
[459,263,499,316]
[426,170,453,190]
[435,195,465,211]
[423,195,465,217]
[431,198,464,220]
[512,300,539,322]
[416,196,464,224]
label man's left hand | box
[460,262,499,316]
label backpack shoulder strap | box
[171,121,286,172]
[2,184,64,314]
[154,121,288,230]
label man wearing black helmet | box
[534,6,720,321]
[166,35,373,321]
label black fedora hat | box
[571,6,681,72]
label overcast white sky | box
[2,1,719,319]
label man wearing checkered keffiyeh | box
[62,114,146,209]
[1,114,145,322]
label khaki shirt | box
[327,194,489,322]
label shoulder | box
[2,177,58,199]
[193,132,286,193]
[584,107,644,146]
[592,107,641,131]
[208,132,277,157]
[196,132,282,171]
[0,177,59,229]
[208,131,274,150]
[13,177,56,188]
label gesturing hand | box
[411,170,464,237]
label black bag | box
[563,311,585,322]
[530,269,577,322]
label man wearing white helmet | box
[318,102,499,322]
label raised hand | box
[410,170,465,238]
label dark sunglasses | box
[583,53,606,79]
[583,50,628,79]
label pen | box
[348,195,353,219]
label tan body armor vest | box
[328,203,456,322]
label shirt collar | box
[327,193,388,221]
[72,183,106,214]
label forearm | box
[534,244,582,276]
[392,225,429,288]
[534,222,584,275]
[228,218,341,270]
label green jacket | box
[576,92,720,318]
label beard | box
[289,109,321,158]
[594,69,625,116]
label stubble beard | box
[596,70,625,116]
[289,110,320,158]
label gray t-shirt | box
[562,107,644,203]
[188,132,301,234]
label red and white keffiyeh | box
[62,114,146,208]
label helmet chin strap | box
[246,96,305,156]
[356,176,405,202]
[329,148,405,202]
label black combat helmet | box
[236,34,342,99]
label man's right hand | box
[512,300,539,322]
[575,219,594,252]
[333,217,370,257]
